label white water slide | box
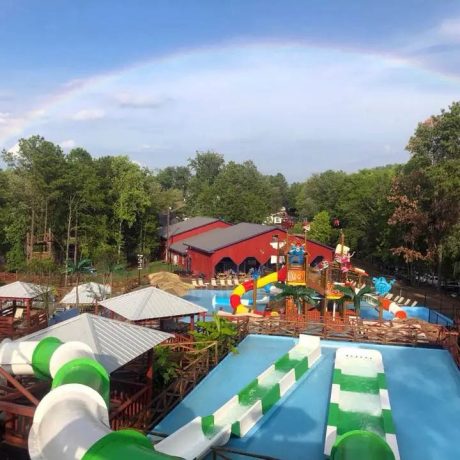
[154,334,321,459]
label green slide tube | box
[331,430,395,460]
[52,357,110,406]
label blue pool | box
[184,289,453,326]
[155,335,460,460]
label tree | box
[296,170,347,218]
[388,102,460,284]
[274,283,318,315]
[335,284,372,317]
[210,161,272,223]
[187,151,225,215]
[110,157,150,260]
[156,166,191,195]
[308,211,333,244]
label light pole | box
[137,253,144,286]
[165,206,171,265]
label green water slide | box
[324,347,400,460]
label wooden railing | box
[238,316,446,347]
[110,384,152,430]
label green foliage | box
[152,346,180,388]
[309,211,333,244]
[274,282,318,314]
[388,102,460,280]
[334,284,372,315]
[210,161,272,223]
[191,314,238,354]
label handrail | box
[211,445,280,460]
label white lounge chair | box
[227,279,234,287]
[211,278,218,288]
[14,307,24,321]
[220,279,227,287]
[410,300,418,307]
[192,279,199,288]
[398,297,405,304]
[198,279,209,288]
[233,278,239,286]
[403,299,411,306]
[385,293,394,300]
[393,296,400,302]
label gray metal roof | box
[60,282,111,305]
[160,216,221,238]
[169,240,189,255]
[0,281,50,299]
[99,286,207,321]
[181,223,280,254]
[19,313,172,373]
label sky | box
[1,1,460,181]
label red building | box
[168,222,333,279]
[160,216,230,264]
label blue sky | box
[1,1,460,180]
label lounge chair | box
[191,279,199,288]
[393,296,400,302]
[233,278,240,286]
[410,300,418,307]
[211,278,218,288]
[13,307,24,321]
[397,297,405,304]
[385,293,394,300]
[198,279,209,288]
[403,299,411,306]
[220,279,227,287]
[227,279,234,287]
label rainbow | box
[2,39,458,148]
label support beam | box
[0,367,39,406]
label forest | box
[0,102,459,282]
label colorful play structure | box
[223,229,411,321]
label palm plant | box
[192,313,238,354]
[334,284,372,317]
[64,258,93,309]
[274,282,318,315]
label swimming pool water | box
[185,289,453,325]
[155,334,460,460]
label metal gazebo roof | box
[99,286,207,321]
[19,313,172,373]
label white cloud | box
[0,112,11,124]
[438,18,460,42]
[115,92,170,109]
[72,108,106,121]
[60,139,76,149]
[7,142,19,155]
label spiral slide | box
[230,266,287,315]
[0,334,320,460]
[0,337,177,460]
[155,334,321,459]
[324,347,400,460]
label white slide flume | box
[154,334,321,460]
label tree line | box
[0,102,459,282]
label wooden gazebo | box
[0,281,50,339]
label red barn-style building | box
[160,216,230,264]
[166,221,333,279]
